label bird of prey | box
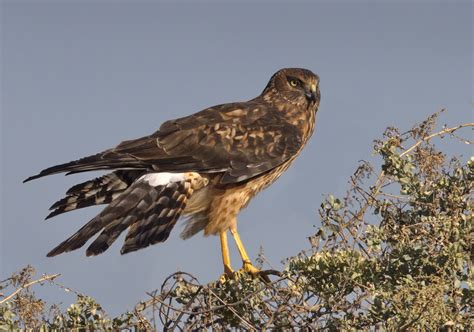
[25,68,320,279]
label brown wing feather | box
[25,99,303,185]
[154,103,302,183]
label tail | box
[47,172,208,257]
[46,170,144,219]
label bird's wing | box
[25,101,303,184]
[154,103,303,184]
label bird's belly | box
[204,160,293,235]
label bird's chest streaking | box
[203,134,310,237]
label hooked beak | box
[305,83,318,103]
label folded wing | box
[25,100,303,185]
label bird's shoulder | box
[157,98,290,136]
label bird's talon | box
[219,266,235,283]
[240,261,271,282]
[242,261,261,275]
[219,274,228,283]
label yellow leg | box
[230,226,261,275]
[219,231,234,282]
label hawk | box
[25,68,320,279]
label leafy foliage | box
[0,266,144,330]
[1,112,472,330]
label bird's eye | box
[289,79,299,87]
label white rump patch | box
[139,172,186,187]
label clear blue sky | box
[1,0,472,315]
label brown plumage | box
[25,68,321,278]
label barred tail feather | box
[119,181,192,254]
[46,180,153,257]
[46,171,144,219]
[47,172,208,257]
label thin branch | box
[165,286,203,331]
[0,273,60,304]
[400,122,473,157]
[207,288,257,330]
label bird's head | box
[262,68,320,108]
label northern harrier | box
[25,68,321,279]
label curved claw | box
[219,265,235,283]
[242,261,271,283]
[243,261,261,275]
